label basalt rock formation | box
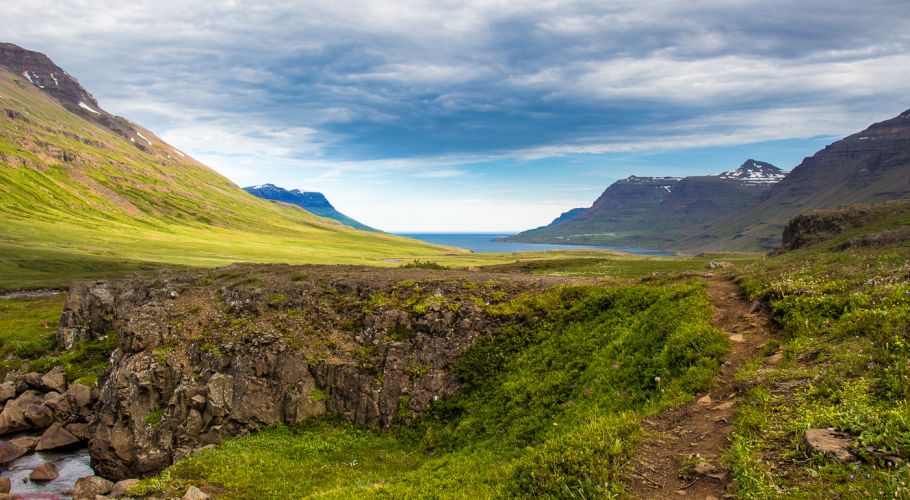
[60,264,567,479]
[780,199,910,251]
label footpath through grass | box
[136,280,728,498]
[729,240,910,496]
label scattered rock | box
[0,382,16,404]
[9,436,38,452]
[183,485,210,500]
[67,382,93,409]
[30,461,60,481]
[804,428,856,463]
[24,372,44,389]
[36,422,81,451]
[693,461,715,475]
[0,476,8,493]
[697,394,713,404]
[728,334,745,343]
[708,261,733,269]
[767,352,784,365]
[40,366,67,393]
[711,401,735,411]
[24,403,55,428]
[72,476,114,499]
[0,440,26,464]
[110,478,140,498]
[0,390,43,434]
[748,299,762,314]
[66,422,92,441]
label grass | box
[134,280,728,498]
[0,294,114,384]
[726,222,910,496]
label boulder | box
[29,462,60,481]
[24,403,55,428]
[183,486,210,500]
[0,476,8,493]
[72,476,114,499]
[0,440,26,464]
[41,366,67,393]
[804,428,856,463]
[66,422,92,441]
[110,478,141,498]
[67,382,93,409]
[9,436,39,452]
[0,382,16,404]
[0,390,43,435]
[24,372,44,389]
[36,422,81,451]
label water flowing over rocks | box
[59,264,568,480]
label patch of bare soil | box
[625,276,776,499]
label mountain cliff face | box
[244,184,377,232]
[680,110,910,251]
[508,161,783,248]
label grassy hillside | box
[0,68,459,289]
[728,203,910,497]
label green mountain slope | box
[0,46,458,289]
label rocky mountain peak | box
[0,43,101,112]
[714,159,785,184]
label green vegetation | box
[0,69,469,290]
[136,281,727,498]
[0,294,116,385]
[726,212,910,497]
[399,259,449,270]
[146,409,164,428]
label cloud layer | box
[3,0,909,231]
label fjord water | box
[397,233,670,255]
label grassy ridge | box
[135,281,727,498]
[0,69,461,289]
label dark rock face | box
[0,43,100,110]
[64,264,564,479]
[781,199,910,250]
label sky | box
[3,0,909,232]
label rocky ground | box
[52,263,573,487]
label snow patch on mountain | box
[78,101,101,114]
[713,159,786,185]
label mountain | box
[507,161,785,248]
[0,43,454,288]
[244,184,377,232]
[677,110,910,251]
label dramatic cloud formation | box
[2,0,908,231]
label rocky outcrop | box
[780,199,910,250]
[65,264,565,480]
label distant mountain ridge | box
[244,184,378,232]
[676,109,910,251]
[506,160,786,248]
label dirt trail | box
[625,276,776,499]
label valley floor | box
[1,237,908,498]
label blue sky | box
[3,0,909,231]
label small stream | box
[4,447,93,499]
[0,290,64,299]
